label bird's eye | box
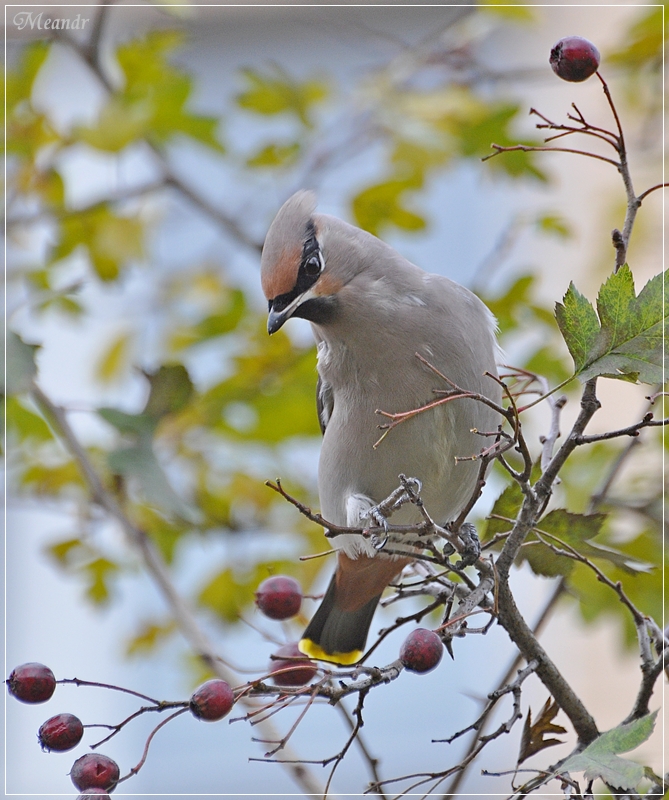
[304,255,321,276]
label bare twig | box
[435,660,538,745]
[637,182,669,203]
[335,699,387,799]
[117,708,189,784]
[483,143,620,168]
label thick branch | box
[496,580,599,744]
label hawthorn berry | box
[38,713,84,752]
[70,753,120,792]
[400,628,444,674]
[269,642,317,687]
[255,575,302,620]
[7,663,56,704]
[550,36,600,82]
[189,679,235,721]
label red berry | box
[7,663,56,704]
[550,36,600,82]
[400,628,444,674]
[269,642,318,687]
[38,713,84,752]
[190,679,234,721]
[70,753,120,791]
[255,575,302,620]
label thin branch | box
[574,412,667,445]
[116,708,189,784]
[56,677,161,705]
[434,660,538,744]
[483,143,620,168]
[637,182,669,203]
[89,701,188,749]
[335,700,387,800]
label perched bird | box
[261,191,500,665]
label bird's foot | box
[365,477,423,551]
[454,522,481,568]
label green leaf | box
[560,711,658,790]
[588,266,666,383]
[482,480,523,542]
[246,141,301,169]
[6,396,52,442]
[126,618,177,656]
[536,214,572,239]
[526,509,645,578]
[198,561,299,623]
[479,0,534,20]
[555,283,600,373]
[6,331,39,395]
[108,441,198,523]
[143,364,194,418]
[236,67,328,127]
[556,267,667,384]
[209,341,320,443]
[53,206,144,282]
[569,527,664,648]
[22,459,84,495]
[169,289,246,350]
[98,408,156,437]
[352,178,426,237]
[608,7,665,70]
[80,31,225,153]
[85,557,119,605]
[6,41,50,114]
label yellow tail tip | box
[298,638,362,666]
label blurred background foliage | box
[5,1,666,678]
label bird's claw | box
[455,523,481,569]
[372,532,390,551]
[368,506,390,531]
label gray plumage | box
[261,190,501,663]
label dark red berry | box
[269,642,318,687]
[255,575,302,620]
[38,713,84,752]
[189,679,235,721]
[76,791,110,800]
[7,663,56,704]
[70,753,120,791]
[550,36,600,82]
[400,628,444,674]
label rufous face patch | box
[261,243,302,300]
[312,270,343,297]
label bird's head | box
[261,191,342,335]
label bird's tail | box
[298,552,411,665]
[299,573,380,665]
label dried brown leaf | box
[518,697,567,764]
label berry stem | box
[116,708,189,784]
[87,701,190,749]
[58,677,161,705]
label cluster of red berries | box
[6,661,237,795]
[254,575,444,676]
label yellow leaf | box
[96,331,134,384]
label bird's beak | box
[267,306,289,335]
[267,287,316,335]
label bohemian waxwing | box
[261,191,501,665]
